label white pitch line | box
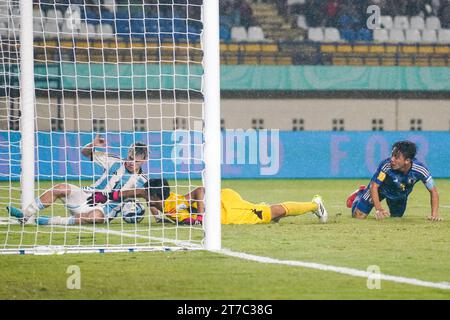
[218,249,450,291]
[3,221,450,290]
[65,225,203,250]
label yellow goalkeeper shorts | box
[220,189,272,225]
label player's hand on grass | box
[375,208,390,220]
[427,214,443,222]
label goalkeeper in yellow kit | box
[90,178,328,225]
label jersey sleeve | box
[92,151,121,170]
[415,163,435,191]
[370,160,390,185]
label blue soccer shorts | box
[352,190,407,217]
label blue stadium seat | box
[100,8,115,25]
[174,19,187,33]
[145,19,159,34]
[115,20,130,36]
[358,28,373,42]
[115,9,130,20]
[220,25,231,42]
[84,9,100,25]
[130,19,145,37]
[159,19,174,33]
[340,29,357,42]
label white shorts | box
[60,184,105,216]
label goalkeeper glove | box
[181,215,203,225]
[87,190,122,205]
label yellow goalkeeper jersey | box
[163,192,199,222]
[163,189,272,225]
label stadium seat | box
[410,16,425,30]
[394,16,410,29]
[130,19,145,36]
[405,29,421,43]
[321,44,336,53]
[369,45,385,53]
[44,19,61,36]
[353,45,369,54]
[373,29,389,42]
[33,8,46,20]
[418,45,435,54]
[231,26,247,42]
[308,28,324,42]
[380,16,393,29]
[0,22,8,37]
[47,9,64,22]
[365,57,380,66]
[220,25,231,42]
[100,8,115,25]
[261,44,278,53]
[389,29,405,43]
[87,23,97,37]
[402,45,417,54]
[336,45,352,53]
[357,28,373,41]
[421,29,437,43]
[430,57,447,66]
[97,24,114,38]
[340,29,357,42]
[33,19,46,39]
[247,26,265,42]
[438,29,450,44]
[324,28,341,42]
[435,45,450,54]
[296,15,308,29]
[426,16,441,30]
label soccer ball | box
[121,200,145,224]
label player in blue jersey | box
[346,140,441,221]
[7,135,149,225]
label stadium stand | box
[1,0,449,67]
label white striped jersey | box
[85,151,148,216]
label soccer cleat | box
[7,206,35,225]
[346,185,367,208]
[312,195,328,224]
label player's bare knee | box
[352,210,368,219]
[53,184,71,197]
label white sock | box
[48,216,76,225]
[24,198,45,217]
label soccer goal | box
[0,0,221,255]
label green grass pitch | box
[0,179,450,299]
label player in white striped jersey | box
[7,135,149,225]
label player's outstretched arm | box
[370,183,390,220]
[184,187,205,214]
[87,188,149,205]
[427,187,442,221]
[81,135,106,158]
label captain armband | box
[425,177,435,191]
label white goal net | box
[0,0,221,254]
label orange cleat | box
[346,185,367,208]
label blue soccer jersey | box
[367,158,434,201]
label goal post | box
[0,0,221,254]
[19,0,36,212]
[203,0,221,251]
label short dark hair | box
[392,141,417,160]
[146,178,170,200]
[130,142,148,160]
